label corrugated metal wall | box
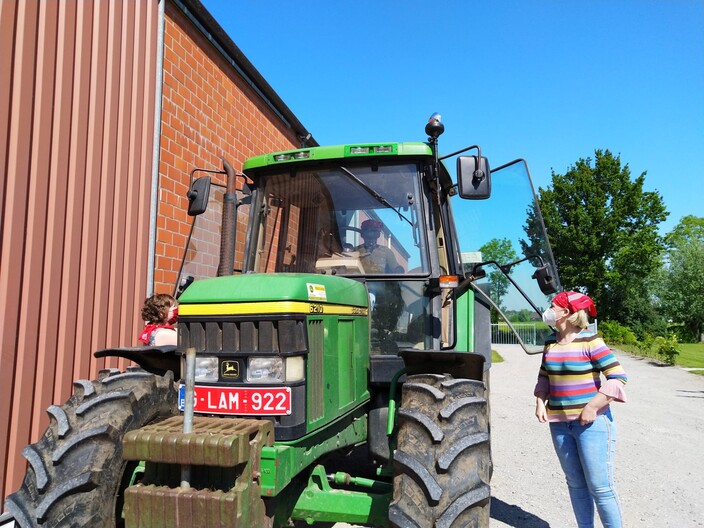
[0,0,159,497]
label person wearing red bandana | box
[534,291,627,528]
[138,293,178,346]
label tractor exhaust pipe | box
[217,158,237,276]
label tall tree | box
[527,150,668,326]
[659,216,704,341]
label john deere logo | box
[221,360,239,378]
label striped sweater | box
[534,331,628,422]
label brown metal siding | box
[0,0,159,498]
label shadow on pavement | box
[491,498,550,527]
[676,389,704,398]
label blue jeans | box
[549,410,622,528]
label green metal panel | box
[243,142,433,170]
[306,314,370,434]
[337,319,355,405]
[455,289,475,352]
[259,404,369,496]
[178,273,368,307]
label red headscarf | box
[552,291,597,317]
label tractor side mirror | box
[187,176,211,216]
[457,156,491,199]
[532,264,558,295]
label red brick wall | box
[155,4,300,292]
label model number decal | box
[309,303,324,314]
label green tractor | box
[5,115,559,527]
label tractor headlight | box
[194,356,218,382]
[247,357,284,383]
[285,356,305,382]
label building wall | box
[155,2,303,292]
[0,0,309,499]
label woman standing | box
[534,291,627,528]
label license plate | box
[178,385,291,416]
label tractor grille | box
[177,316,309,440]
[179,317,307,355]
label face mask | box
[542,307,557,326]
[167,307,178,325]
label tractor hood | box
[177,273,369,309]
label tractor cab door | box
[449,159,561,354]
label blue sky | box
[201,0,703,236]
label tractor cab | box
[243,150,441,356]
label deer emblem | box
[222,361,239,377]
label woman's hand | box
[579,405,598,425]
[535,398,548,423]
[579,392,614,425]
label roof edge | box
[173,0,318,147]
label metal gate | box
[491,323,538,345]
[491,322,598,346]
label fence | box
[492,323,540,345]
[491,321,598,346]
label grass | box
[491,350,504,363]
[620,341,704,376]
[676,343,704,369]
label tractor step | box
[122,416,274,528]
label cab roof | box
[243,142,434,170]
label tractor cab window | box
[246,163,429,277]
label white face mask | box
[542,307,558,326]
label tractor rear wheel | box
[389,374,491,528]
[4,367,178,527]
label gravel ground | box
[489,344,704,528]
[337,344,704,528]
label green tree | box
[528,150,668,327]
[479,238,518,310]
[664,215,704,248]
[507,308,534,323]
[659,216,704,341]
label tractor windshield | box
[244,163,429,276]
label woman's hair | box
[566,309,590,329]
[141,293,176,324]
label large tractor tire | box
[5,367,178,528]
[389,374,491,528]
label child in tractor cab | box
[138,293,178,346]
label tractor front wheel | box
[390,374,491,528]
[5,367,178,527]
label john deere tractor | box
[5,115,559,527]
